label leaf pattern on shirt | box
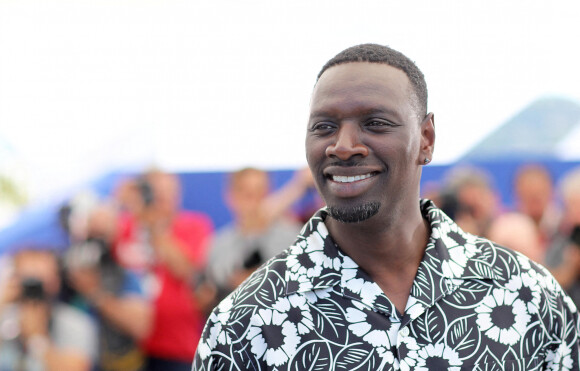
[193,200,580,371]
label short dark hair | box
[317,43,428,117]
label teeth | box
[332,173,374,183]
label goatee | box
[327,202,380,223]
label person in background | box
[0,248,97,371]
[115,169,213,371]
[441,166,501,237]
[543,167,580,308]
[487,212,545,263]
[206,167,314,300]
[513,164,561,248]
[64,202,151,371]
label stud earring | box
[424,158,430,164]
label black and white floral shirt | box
[193,200,580,370]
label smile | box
[331,173,375,183]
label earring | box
[424,158,430,164]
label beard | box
[327,201,380,223]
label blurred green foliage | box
[0,174,27,206]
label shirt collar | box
[284,199,498,300]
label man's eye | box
[366,120,394,127]
[311,122,335,131]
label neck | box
[237,215,268,234]
[326,203,430,313]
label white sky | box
[1,0,579,200]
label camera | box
[571,225,580,247]
[65,237,114,269]
[20,278,46,301]
[136,177,155,207]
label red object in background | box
[115,211,213,361]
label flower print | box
[546,341,574,371]
[342,256,382,306]
[398,336,420,371]
[286,271,314,293]
[197,297,234,359]
[475,288,531,345]
[415,343,462,370]
[273,296,314,335]
[440,230,478,278]
[405,296,426,321]
[303,286,332,304]
[516,253,532,270]
[246,308,300,367]
[506,272,541,314]
[345,302,399,350]
[287,235,324,279]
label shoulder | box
[53,303,96,329]
[229,249,291,308]
[204,250,290,326]
[196,250,295,365]
[175,210,213,229]
[466,235,578,317]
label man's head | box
[317,43,428,119]
[12,249,61,300]
[143,170,182,218]
[226,168,270,221]
[560,167,580,225]
[514,164,554,224]
[306,44,435,224]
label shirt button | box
[400,327,409,337]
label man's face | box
[515,172,552,222]
[229,171,270,219]
[306,62,433,223]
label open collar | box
[284,199,498,319]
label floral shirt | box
[193,200,580,370]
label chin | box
[327,201,380,223]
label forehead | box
[311,62,413,118]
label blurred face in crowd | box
[227,169,270,220]
[515,167,553,223]
[456,183,497,222]
[564,191,580,226]
[306,62,432,223]
[13,250,61,299]
[488,213,543,263]
[149,172,182,217]
[87,204,119,241]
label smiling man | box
[193,44,580,370]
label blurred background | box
[1,1,580,370]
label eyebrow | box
[309,107,404,123]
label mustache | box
[325,160,369,167]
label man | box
[206,167,312,299]
[0,248,97,371]
[544,166,580,309]
[193,44,579,370]
[513,164,561,247]
[65,203,151,371]
[115,170,213,371]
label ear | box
[420,113,435,164]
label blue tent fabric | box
[0,202,69,253]
[2,161,580,256]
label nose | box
[325,123,369,160]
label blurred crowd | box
[0,167,314,371]
[1,163,580,370]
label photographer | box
[65,203,151,371]
[114,170,213,371]
[544,167,580,308]
[206,167,314,302]
[0,248,97,371]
